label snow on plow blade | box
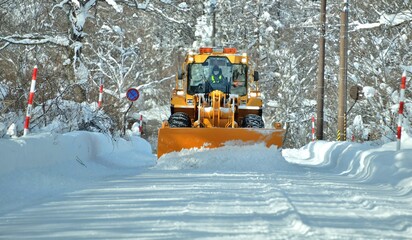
[157,127,285,158]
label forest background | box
[0,0,411,150]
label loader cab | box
[187,56,247,96]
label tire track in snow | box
[273,171,412,238]
[0,171,313,239]
[1,143,412,239]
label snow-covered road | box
[1,168,411,239]
[1,132,411,239]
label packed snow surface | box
[1,131,412,239]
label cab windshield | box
[187,57,247,96]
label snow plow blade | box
[157,127,285,158]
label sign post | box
[126,88,140,102]
[123,88,140,136]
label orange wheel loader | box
[157,47,285,158]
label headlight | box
[273,122,283,129]
[241,53,248,63]
[249,92,261,98]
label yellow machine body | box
[157,47,285,158]
[158,127,285,158]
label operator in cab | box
[209,65,227,92]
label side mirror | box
[254,71,259,81]
[177,67,183,79]
[350,85,364,100]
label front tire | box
[241,114,264,128]
[168,112,191,127]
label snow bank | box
[157,132,412,192]
[0,131,156,214]
[283,133,412,191]
[2,129,412,215]
[156,131,412,190]
[0,131,154,175]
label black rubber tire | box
[168,112,191,128]
[241,114,264,128]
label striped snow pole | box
[139,114,143,135]
[23,66,38,136]
[311,116,316,141]
[396,71,407,151]
[98,79,104,108]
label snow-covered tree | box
[0,0,410,148]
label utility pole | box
[337,0,349,141]
[316,0,327,140]
[211,0,216,46]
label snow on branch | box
[105,0,123,13]
[148,6,185,24]
[51,0,70,14]
[52,0,123,13]
[0,42,10,50]
[380,10,412,26]
[0,34,70,46]
[134,75,174,91]
[122,0,186,24]
[353,10,412,31]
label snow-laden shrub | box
[0,122,5,138]
[347,115,371,142]
[0,83,8,101]
[0,112,23,138]
[29,99,114,134]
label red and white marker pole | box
[98,79,104,108]
[396,71,407,151]
[311,116,316,141]
[23,66,38,136]
[139,114,143,135]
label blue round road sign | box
[126,88,139,101]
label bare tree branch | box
[0,34,70,46]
